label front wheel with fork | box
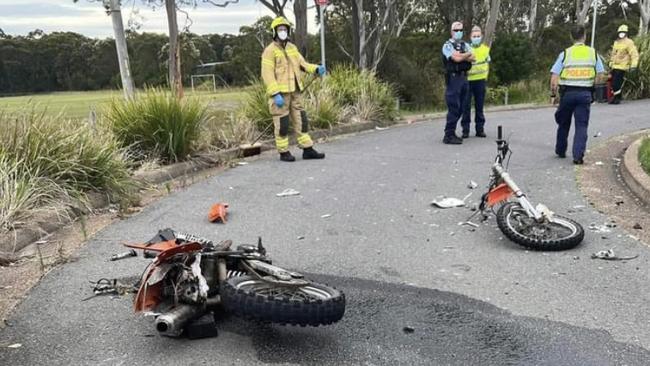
[496,202,584,251]
[220,275,346,326]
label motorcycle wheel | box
[220,275,345,326]
[496,202,584,251]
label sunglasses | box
[453,29,463,32]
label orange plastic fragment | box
[208,203,229,223]
[486,183,514,207]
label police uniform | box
[442,39,472,141]
[462,43,490,136]
[551,43,605,162]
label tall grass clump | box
[325,64,398,121]
[104,88,207,163]
[199,109,258,150]
[624,35,650,100]
[0,110,134,232]
[639,138,650,175]
[304,83,346,129]
[241,79,273,133]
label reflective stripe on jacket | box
[609,38,639,71]
[261,41,318,96]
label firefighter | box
[461,25,490,138]
[261,16,326,162]
[608,24,639,105]
[442,21,475,145]
[550,25,606,165]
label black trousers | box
[611,69,626,102]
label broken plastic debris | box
[594,161,604,166]
[7,343,21,349]
[431,192,472,208]
[375,126,389,131]
[276,189,301,197]
[591,249,638,261]
[321,214,332,219]
[594,131,602,137]
[588,223,612,233]
[237,162,249,166]
[467,181,478,189]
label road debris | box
[593,131,602,138]
[109,249,137,261]
[237,162,249,166]
[375,126,389,131]
[208,203,229,223]
[594,161,604,166]
[321,214,332,219]
[82,278,136,301]
[633,223,643,230]
[7,343,22,349]
[276,188,301,197]
[467,181,478,189]
[458,221,479,228]
[431,193,472,208]
[297,236,305,240]
[588,223,615,233]
[591,249,639,261]
[402,326,415,334]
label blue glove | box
[273,93,285,108]
[316,65,326,77]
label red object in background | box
[606,73,614,102]
[316,0,329,5]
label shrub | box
[240,78,273,133]
[199,109,259,150]
[490,34,536,85]
[639,138,650,175]
[0,110,134,232]
[304,81,345,129]
[104,89,207,163]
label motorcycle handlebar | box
[497,125,503,140]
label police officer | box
[608,24,639,105]
[461,25,490,138]
[550,25,605,165]
[442,21,475,145]
[261,16,326,162]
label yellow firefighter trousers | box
[268,92,313,153]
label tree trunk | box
[108,0,135,100]
[640,0,650,36]
[484,0,500,46]
[575,0,591,26]
[353,0,367,69]
[165,0,183,98]
[293,0,307,55]
[529,0,538,38]
[463,0,474,31]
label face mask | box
[618,32,626,39]
[453,31,463,40]
[278,30,288,41]
[471,37,482,46]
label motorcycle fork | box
[491,163,543,221]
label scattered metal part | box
[402,326,415,334]
[431,197,465,208]
[83,278,136,301]
[7,343,22,349]
[467,180,478,189]
[276,188,301,197]
[109,249,137,261]
[591,249,639,261]
[297,236,305,240]
[588,223,613,233]
[458,221,479,228]
[155,304,206,337]
[321,214,332,218]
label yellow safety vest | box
[610,38,639,71]
[559,44,596,88]
[468,44,490,81]
[261,41,318,96]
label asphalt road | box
[2,101,650,365]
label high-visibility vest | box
[261,41,318,96]
[610,38,639,71]
[468,44,490,81]
[559,44,597,88]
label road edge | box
[621,133,650,206]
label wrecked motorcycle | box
[125,229,345,337]
[477,126,584,250]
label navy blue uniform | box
[442,40,472,138]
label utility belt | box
[559,85,593,96]
[447,71,467,77]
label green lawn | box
[639,138,650,175]
[0,88,248,120]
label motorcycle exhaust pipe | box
[155,304,205,337]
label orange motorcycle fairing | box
[208,203,229,223]
[486,183,514,207]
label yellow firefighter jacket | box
[261,41,319,96]
[609,38,639,71]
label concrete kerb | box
[0,102,553,255]
[621,133,650,206]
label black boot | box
[280,151,295,162]
[462,130,470,138]
[476,130,487,138]
[443,134,463,145]
[303,147,325,159]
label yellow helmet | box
[271,16,292,31]
[618,24,628,33]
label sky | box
[0,0,321,37]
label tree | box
[529,0,538,38]
[640,0,650,35]
[484,0,501,46]
[257,0,289,16]
[575,0,592,25]
[73,0,135,99]
[293,0,308,54]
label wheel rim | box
[505,205,579,241]
[235,279,334,301]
